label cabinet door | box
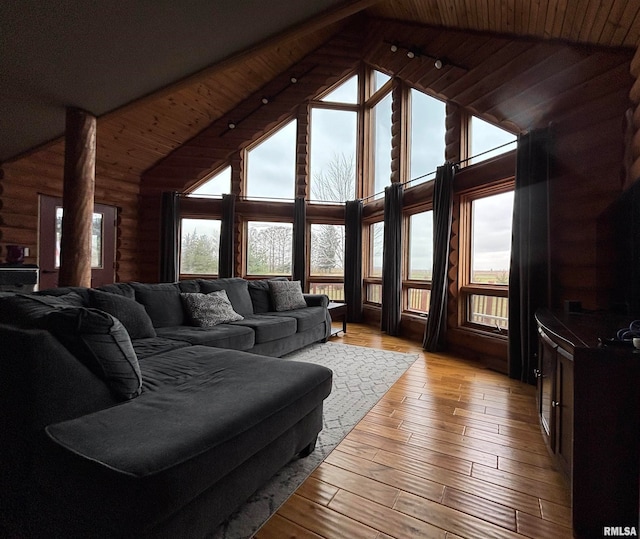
[537,329,557,448]
[554,348,574,476]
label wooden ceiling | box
[7,0,639,184]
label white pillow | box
[180,290,243,327]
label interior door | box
[39,195,116,290]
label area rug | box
[211,341,420,539]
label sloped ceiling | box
[2,0,639,164]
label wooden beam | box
[58,107,96,287]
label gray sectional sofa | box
[0,277,333,538]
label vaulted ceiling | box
[2,0,638,164]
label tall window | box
[246,221,293,275]
[460,186,514,332]
[246,120,296,200]
[309,223,345,300]
[180,218,220,275]
[365,221,384,304]
[469,117,517,164]
[188,166,231,197]
[370,92,392,199]
[310,108,357,202]
[408,90,446,186]
[404,210,433,314]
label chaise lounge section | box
[0,277,333,537]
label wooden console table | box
[535,308,640,538]
[327,302,347,336]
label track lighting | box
[290,76,298,84]
[228,121,236,129]
[434,59,443,69]
[406,48,417,59]
[261,97,269,105]
[390,43,398,53]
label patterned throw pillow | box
[268,280,307,312]
[180,290,244,327]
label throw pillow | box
[131,283,184,327]
[88,289,157,339]
[198,278,254,316]
[0,292,85,328]
[181,290,244,327]
[268,280,307,312]
[47,307,142,400]
[248,277,288,313]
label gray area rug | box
[211,341,420,539]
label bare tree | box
[311,152,356,202]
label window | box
[310,108,357,202]
[321,75,358,104]
[469,117,517,165]
[408,90,446,186]
[309,223,345,300]
[404,210,433,314]
[180,218,220,275]
[189,166,231,197]
[372,70,391,93]
[246,221,293,275]
[371,92,392,199]
[365,221,384,304]
[460,187,514,332]
[246,120,296,200]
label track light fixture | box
[390,42,398,53]
[228,121,236,129]
[261,97,269,105]
[383,40,467,71]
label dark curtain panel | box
[218,194,236,278]
[508,128,551,383]
[423,163,455,351]
[159,191,181,283]
[381,182,403,336]
[293,197,307,288]
[344,199,363,322]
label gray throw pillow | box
[181,291,244,327]
[268,280,307,312]
[47,307,142,400]
[198,278,254,316]
[88,289,157,339]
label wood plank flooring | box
[255,324,573,539]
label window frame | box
[458,180,514,335]
[402,204,433,316]
[178,217,222,279]
[244,218,294,278]
[307,219,346,301]
[363,218,384,305]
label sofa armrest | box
[303,294,329,308]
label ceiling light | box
[390,43,398,53]
[228,121,236,129]
[406,49,415,59]
[290,76,298,84]
[434,59,443,69]
[261,97,269,105]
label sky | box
[186,74,517,275]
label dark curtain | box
[423,163,455,351]
[293,197,306,288]
[381,182,403,336]
[159,191,181,283]
[344,199,363,322]
[218,194,236,278]
[508,128,551,383]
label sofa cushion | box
[198,278,254,316]
[231,315,297,344]
[132,338,192,360]
[155,324,255,350]
[89,289,157,339]
[95,282,135,299]
[181,291,244,327]
[0,292,85,328]
[47,307,142,400]
[248,277,288,313]
[269,280,307,311]
[266,305,327,333]
[178,279,200,293]
[132,283,184,327]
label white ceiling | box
[0,0,348,162]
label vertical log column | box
[390,79,406,184]
[628,47,640,185]
[58,107,96,287]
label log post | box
[58,107,96,287]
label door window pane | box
[310,224,345,276]
[310,109,357,202]
[470,191,514,284]
[408,211,433,280]
[247,221,292,275]
[180,218,220,275]
[246,121,296,200]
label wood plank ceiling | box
[8,0,640,179]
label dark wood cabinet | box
[535,309,640,538]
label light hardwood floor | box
[255,324,573,539]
